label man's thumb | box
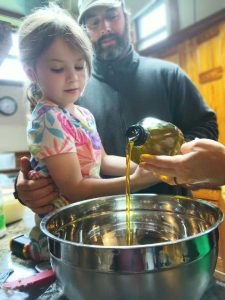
[20,156,31,177]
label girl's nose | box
[66,69,78,82]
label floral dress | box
[27,100,102,261]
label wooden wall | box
[140,9,225,279]
[155,26,225,145]
[141,11,225,146]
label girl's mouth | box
[64,88,79,94]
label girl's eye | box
[50,68,64,73]
[75,65,84,71]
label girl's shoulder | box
[75,105,95,120]
[32,100,61,118]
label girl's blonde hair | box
[18,4,92,110]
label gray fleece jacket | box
[78,47,218,196]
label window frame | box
[0,31,27,83]
[133,0,168,51]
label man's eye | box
[90,18,100,27]
[50,68,63,73]
[107,13,118,21]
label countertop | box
[0,210,225,300]
[0,207,36,277]
[0,208,53,299]
[0,208,56,300]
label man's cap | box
[78,0,123,24]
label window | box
[0,33,27,82]
[134,0,168,51]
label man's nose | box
[100,18,112,34]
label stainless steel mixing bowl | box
[40,194,223,300]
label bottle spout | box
[126,125,148,146]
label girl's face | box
[32,37,87,108]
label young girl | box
[18,4,158,261]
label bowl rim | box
[40,193,224,249]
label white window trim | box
[133,0,169,51]
[0,32,27,83]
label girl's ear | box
[23,65,36,82]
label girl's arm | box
[100,147,137,176]
[44,152,159,202]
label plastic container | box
[126,117,184,163]
[0,189,6,238]
[2,187,25,224]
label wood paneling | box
[141,12,225,279]
[149,20,225,146]
[199,66,223,84]
[0,151,30,174]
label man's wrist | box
[13,175,25,206]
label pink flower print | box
[57,112,77,138]
[39,145,53,157]
[39,136,74,157]
[57,112,90,146]
[76,129,90,146]
[52,137,74,154]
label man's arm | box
[171,67,218,141]
[15,157,58,214]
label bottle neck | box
[126,125,148,146]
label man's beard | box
[93,29,129,61]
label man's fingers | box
[25,191,59,208]
[140,162,176,177]
[20,156,31,178]
[159,175,177,185]
[180,140,197,154]
[24,185,58,204]
[141,154,183,168]
[32,205,55,215]
[18,177,55,192]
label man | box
[15,0,218,214]
[141,139,225,188]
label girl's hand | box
[130,165,160,192]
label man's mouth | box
[100,37,116,48]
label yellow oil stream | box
[125,140,134,245]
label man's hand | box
[17,157,59,214]
[140,139,225,188]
